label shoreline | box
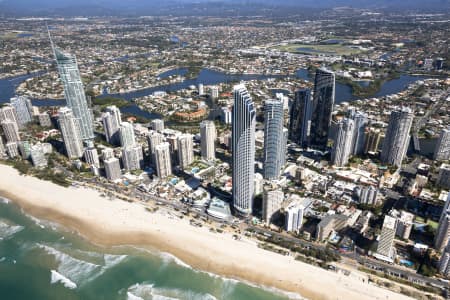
[0,164,412,300]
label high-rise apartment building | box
[376,215,397,259]
[310,68,335,149]
[348,109,368,155]
[435,127,450,161]
[122,145,144,171]
[232,84,256,216]
[119,122,136,148]
[177,134,194,169]
[285,204,305,233]
[57,107,84,159]
[30,144,47,168]
[439,242,450,278]
[155,142,172,178]
[200,120,216,161]
[381,107,413,167]
[10,96,33,128]
[1,120,20,143]
[102,105,122,145]
[151,119,164,132]
[104,157,121,181]
[331,118,354,167]
[53,47,94,141]
[263,99,285,180]
[435,193,450,252]
[364,127,383,154]
[289,89,312,147]
[262,189,284,224]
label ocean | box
[0,197,299,300]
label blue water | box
[0,198,294,300]
[0,68,428,120]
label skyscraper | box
[232,84,256,215]
[119,122,136,148]
[437,164,450,189]
[57,107,84,159]
[177,134,194,169]
[348,110,368,155]
[435,193,450,252]
[0,105,18,124]
[289,88,312,147]
[122,145,144,171]
[0,136,5,157]
[200,120,216,161]
[262,189,284,225]
[263,99,285,180]
[10,96,33,128]
[364,127,383,154]
[102,105,122,145]
[310,68,335,149]
[1,120,20,143]
[147,130,164,164]
[381,107,413,167]
[434,127,450,161]
[104,157,121,181]
[84,143,100,168]
[151,119,164,132]
[155,142,172,178]
[285,204,305,233]
[52,45,94,141]
[331,118,354,167]
[376,215,397,259]
[438,242,450,278]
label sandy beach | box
[0,164,413,300]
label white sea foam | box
[104,254,128,267]
[0,219,24,240]
[160,252,192,269]
[39,244,102,284]
[50,270,77,289]
[0,257,6,263]
[127,283,218,300]
[0,198,10,204]
[127,292,144,300]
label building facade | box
[331,118,354,167]
[263,99,285,180]
[434,127,450,161]
[232,84,256,215]
[102,105,122,145]
[177,134,194,169]
[155,142,172,178]
[57,107,84,159]
[381,107,414,167]
[200,120,216,161]
[289,88,312,147]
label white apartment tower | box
[155,142,172,178]
[232,84,256,216]
[57,107,84,159]
[200,120,216,161]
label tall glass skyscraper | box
[53,47,94,141]
[310,68,335,149]
[232,84,256,216]
[348,108,368,155]
[289,89,312,148]
[264,99,285,180]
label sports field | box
[275,43,363,56]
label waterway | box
[0,68,429,121]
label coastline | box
[0,164,412,300]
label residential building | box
[310,68,335,149]
[10,96,33,128]
[359,185,378,205]
[377,215,398,259]
[53,47,94,141]
[232,84,256,215]
[262,189,284,224]
[84,143,100,168]
[437,164,450,189]
[210,86,219,99]
[151,119,164,132]
[104,157,121,181]
[390,209,414,240]
[1,120,20,142]
[381,107,414,167]
[0,105,18,124]
[122,145,144,171]
[119,122,136,148]
[57,107,84,159]
[155,142,172,178]
[316,214,348,241]
[364,128,382,154]
[285,204,305,233]
[289,88,312,147]
[38,112,52,128]
[348,109,368,155]
[435,193,450,252]
[30,144,47,168]
[5,142,19,158]
[331,118,354,167]
[263,99,285,180]
[177,134,194,169]
[102,105,122,145]
[438,242,450,278]
[434,127,450,161]
[200,120,216,161]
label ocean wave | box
[127,283,218,300]
[50,270,77,289]
[0,197,10,204]
[0,219,24,240]
[0,257,6,263]
[38,243,129,287]
[160,252,192,270]
[39,244,102,284]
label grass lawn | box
[427,219,439,230]
[275,43,363,56]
